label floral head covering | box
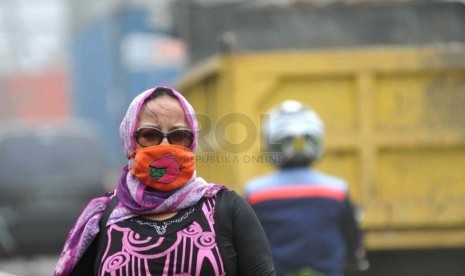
[119,86,199,155]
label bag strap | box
[99,195,119,231]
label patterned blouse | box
[71,190,275,276]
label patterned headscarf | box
[55,86,224,276]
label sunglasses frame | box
[134,126,194,147]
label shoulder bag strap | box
[99,195,119,231]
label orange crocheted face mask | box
[129,144,195,192]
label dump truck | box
[173,1,465,274]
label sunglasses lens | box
[136,128,164,147]
[168,130,193,147]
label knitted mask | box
[129,144,195,192]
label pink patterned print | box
[99,198,225,276]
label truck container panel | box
[175,44,465,250]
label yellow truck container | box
[175,44,465,251]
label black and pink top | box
[71,190,275,276]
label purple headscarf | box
[55,86,224,276]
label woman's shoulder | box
[215,188,241,202]
[214,189,250,214]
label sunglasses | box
[134,127,194,148]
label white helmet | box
[262,100,324,168]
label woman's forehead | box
[137,96,188,125]
[142,96,184,114]
[146,95,183,111]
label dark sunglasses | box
[134,127,194,148]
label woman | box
[55,86,275,276]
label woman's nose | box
[160,136,170,145]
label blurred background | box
[0,0,185,274]
[1,0,465,275]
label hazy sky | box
[0,0,67,73]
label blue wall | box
[71,7,185,168]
